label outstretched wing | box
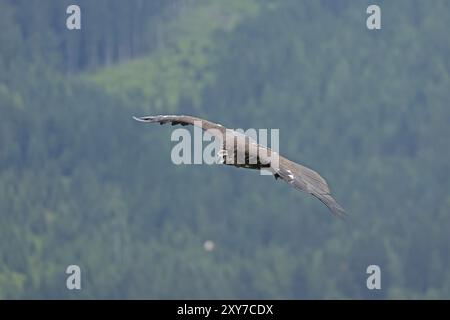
[275,157,346,216]
[133,115,227,138]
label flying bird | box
[133,115,345,216]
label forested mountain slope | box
[1,0,449,298]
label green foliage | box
[0,0,450,299]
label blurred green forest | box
[1,0,450,299]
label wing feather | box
[133,115,226,137]
[275,157,346,216]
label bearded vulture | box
[133,114,346,216]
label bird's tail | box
[312,193,346,217]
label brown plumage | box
[133,114,346,216]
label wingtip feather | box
[313,193,347,218]
[133,115,154,122]
[133,116,144,122]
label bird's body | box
[133,114,345,216]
